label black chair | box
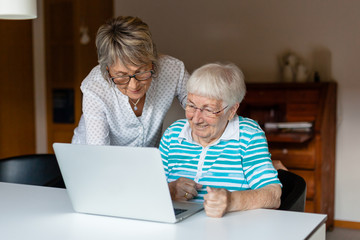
[277,169,306,212]
[0,154,65,188]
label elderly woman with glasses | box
[160,63,282,218]
[72,16,188,147]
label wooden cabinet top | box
[238,82,337,142]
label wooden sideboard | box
[238,82,336,229]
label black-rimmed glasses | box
[108,69,154,85]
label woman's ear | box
[228,103,240,120]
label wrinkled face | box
[107,60,153,100]
[185,93,237,146]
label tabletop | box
[0,182,327,240]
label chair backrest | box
[0,154,65,188]
[277,169,306,212]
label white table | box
[0,182,326,240]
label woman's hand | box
[168,177,202,201]
[203,186,232,218]
[204,184,281,218]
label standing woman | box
[72,16,189,147]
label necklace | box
[129,97,141,111]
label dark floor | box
[326,227,360,240]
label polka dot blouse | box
[71,55,189,147]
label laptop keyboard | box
[174,208,187,216]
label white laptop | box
[53,143,203,223]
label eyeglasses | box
[108,69,154,85]
[185,104,228,118]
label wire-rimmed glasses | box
[185,104,228,118]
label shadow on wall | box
[312,47,332,82]
[277,47,332,83]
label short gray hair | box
[95,16,158,82]
[187,63,246,107]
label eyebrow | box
[112,65,149,76]
[187,100,216,109]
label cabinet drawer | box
[270,146,316,170]
[269,140,316,169]
[286,103,318,122]
[245,90,285,103]
[271,153,315,169]
[286,90,320,103]
[291,169,315,200]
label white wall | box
[113,0,360,222]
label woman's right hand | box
[168,177,202,201]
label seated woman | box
[159,63,282,218]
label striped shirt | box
[159,116,281,202]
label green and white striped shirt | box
[160,116,281,202]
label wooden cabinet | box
[238,82,336,229]
[0,20,35,158]
[44,0,113,152]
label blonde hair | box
[96,16,158,82]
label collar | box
[178,116,240,145]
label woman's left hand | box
[203,186,232,218]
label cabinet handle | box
[282,148,288,154]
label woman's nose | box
[192,109,204,123]
[127,77,139,89]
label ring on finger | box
[184,192,189,199]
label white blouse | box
[71,55,189,147]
